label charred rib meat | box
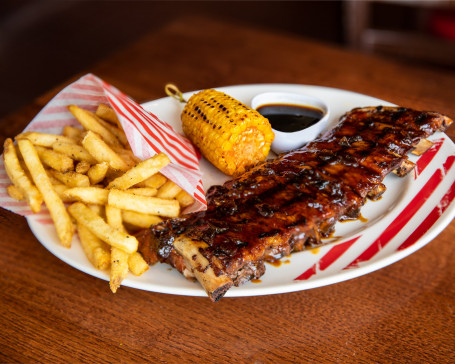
[139,106,453,301]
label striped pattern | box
[100,80,205,210]
[0,73,206,222]
[295,137,455,281]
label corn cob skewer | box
[165,85,274,176]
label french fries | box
[110,247,129,293]
[136,173,167,189]
[77,222,110,270]
[156,180,182,199]
[68,105,121,147]
[17,139,74,247]
[35,146,74,172]
[107,153,170,189]
[123,187,158,197]
[63,125,83,142]
[75,161,91,174]
[108,189,180,217]
[68,202,138,254]
[7,185,24,201]
[52,142,97,164]
[122,210,163,229]
[3,103,195,293]
[3,138,43,212]
[95,116,129,147]
[176,189,195,208]
[49,170,90,187]
[63,187,109,205]
[96,104,120,125]
[87,162,109,184]
[16,132,75,147]
[128,252,149,276]
[82,131,129,171]
[105,205,129,293]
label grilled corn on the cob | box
[181,89,274,176]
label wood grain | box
[0,15,454,363]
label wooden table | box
[1,16,454,363]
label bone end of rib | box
[439,115,454,131]
[411,139,434,156]
[173,236,233,302]
[367,183,386,200]
[393,159,416,177]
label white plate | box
[28,84,455,298]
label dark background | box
[1,0,454,120]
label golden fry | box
[68,105,121,147]
[68,202,138,254]
[82,131,129,171]
[87,162,109,185]
[3,138,43,212]
[110,145,139,162]
[110,247,129,293]
[16,132,75,147]
[52,142,97,164]
[107,153,170,190]
[96,116,129,146]
[35,146,74,172]
[77,222,110,270]
[62,126,83,143]
[124,187,158,197]
[128,252,149,276]
[7,185,24,201]
[18,139,73,247]
[116,151,136,168]
[75,161,91,174]
[49,170,90,188]
[95,104,120,126]
[156,179,182,199]
[108,189,179,217]
[105,205,125,232]
[87,203,104,218]
[175,189,195,208]
[122,210,163,229]
[52,184,73,203]
[45,171,63,185]
[105,205,129,293]
[63,187,109,205]
[135,173,167,189]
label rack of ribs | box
[138,106,453,301]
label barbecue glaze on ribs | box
[138,106,453,301]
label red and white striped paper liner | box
[0,73,206,220]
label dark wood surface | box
[1,16,454,363]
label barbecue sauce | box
[311,247,320,255]
[257,104,324,132]
[265,255,283,267]
[340,213,368,223]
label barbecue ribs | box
[138,106,453,301]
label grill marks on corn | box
[181,89,274,176]
[189,99,228,130]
